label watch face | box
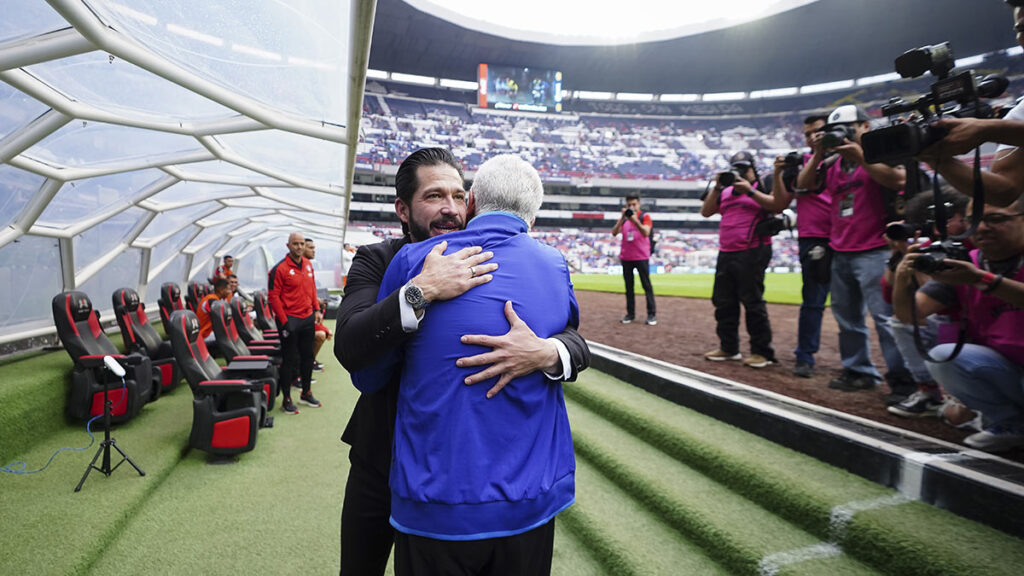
[405,284,425,309]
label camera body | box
[716,170,746,189]
[623,208,634,218]
[912,240,970,273]
[821,125,856,149]
[861,42,1008,165]
[781,151,804,191]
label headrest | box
[188,282,202,299]
[173,310,201,341]
[61,291,94,322]
[113,288,140,312]
[212,299,233,323]
[161,282,181,301]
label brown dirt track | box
[575,290,1024,462]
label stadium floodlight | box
[366,69,389,79]
[616,93,654,101]
[955,54,986,68]
[576,91,614,100]
[856,72,901,86]
[748,87,798,99]
[702,92,746,101]
[659,94,700,102]
[391,72,436,85]
[799,79,854,94]
[440,78,478,90]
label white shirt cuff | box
[398,283,423,333]
[544,337,571,381]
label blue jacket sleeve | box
[349,249,410,393]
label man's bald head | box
[287,233,306,260]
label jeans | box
[829,249,908,380]
[712,244,774,358]
[622,259,656,317]
[794,238,831,365]
[927,343,1024,427]
[889,316,941,384]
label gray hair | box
[470,154,544,225]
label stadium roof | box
[370,0,1019,94]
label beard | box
[408,212,463,242]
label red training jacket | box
[267,254,319,324]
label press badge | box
[839,194,854,218]
[626,232,634,242]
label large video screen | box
[478,64,562,113]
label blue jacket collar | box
[467,211,528,233]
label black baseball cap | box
[729,151,755,169]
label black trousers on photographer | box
[621,259,656,318]
[712,244,774,358]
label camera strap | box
[909,275,968,364]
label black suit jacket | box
[334,236,590,476]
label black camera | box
[716,170,744,188]
[821,125,855,149]
[884,222,923,242]
[753,209,796,237]
[623,208,634,218]
[912,240,970,273]
[861,42,1009,165]
[781,151,804,191]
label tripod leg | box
[109,440,145,477]
[74,444,105,492]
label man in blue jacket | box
[352,154,577,575]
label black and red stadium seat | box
[208,300,279,409]
[157,282,185,336]
[166,309,267,456]
[112,287,181,395]
[51,291,153,423]
[229,297,280,348]
[252,290,279,335]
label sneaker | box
[940,399,984,432]
[743,354,776,369]
[299,391,322,408]
[704,349,741,362]
[621,314,635,324]
[963,423,1024,452]
[828,371,879,392]
[282,398,299,415]
[645,315,657,326]
[793,362,814,378]
[313,361,324,372]
[887,391,943,418]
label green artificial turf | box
[571,272,809,305]
[3,325,1023,575]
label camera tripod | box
[74,366,145,492]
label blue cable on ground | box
[1,377,127,475]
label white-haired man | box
[352,154,578,575]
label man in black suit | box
[334,148,590,575]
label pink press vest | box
[796,153,832,238]
[825,160,889,252]
[718,182,770,252]
[953,250,1024,365]
[619,212,652,261]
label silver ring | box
[469,266,475,277]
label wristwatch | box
[404,282,429,310]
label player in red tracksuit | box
[268,232,322,414]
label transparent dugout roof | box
[0,0,371,337]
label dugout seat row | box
[167,309,276,456]
[157,282,185,336]
[52,292,155,423]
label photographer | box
[611,193,656,325]
[882,189,970,418]
[770,114,833,378]
[700,151,778,368]
[916,1,1024,207]
[797,105,913,398]
[892,197,1024,452]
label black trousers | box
[280,313,315,398]
[394,518,555,576]
[712,244,774,358]
[340,453,393,576]
[621,259,656,316]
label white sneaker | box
[964,424,1024,452]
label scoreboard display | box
[478,64,562,113]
